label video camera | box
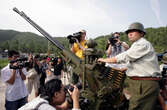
[51,57,59,66]
[67,32,82,44]
[108,36,118,46]
[10,57,30,69]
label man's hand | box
[98,58,104,62]
[7,69,17,84]
[98,57,117,63]
[68,86,80,101]
[74,38,79,44]
[68,86,80,109]
[116,39,122,44]
[19,68,26,80]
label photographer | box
[68,30,88,84]
[40,56,48,87]
[53,57,64,79]
[70,30,88,59]
[26,53,40,99]
[19,79,80,110]
[159,53,167,110]
[105,32,129,70]
[1,50,28,110]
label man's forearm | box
[77,43,85,50]
[7,70,16,84]
[19,69,26,80]
[73,98,80,109]
[98,57,117,63]
[122,42,129,50]
[106,45,112,56]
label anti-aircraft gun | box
[13,7,128,110]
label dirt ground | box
[0,77,36,110]
[0,78,5,110]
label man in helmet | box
[98,22,160,110]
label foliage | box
[0,26,167,55]
[0,29,69,54]
[95,26,167,53]
[0,58,8,69]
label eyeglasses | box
[114,36,120,39]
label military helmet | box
[162,53,167,63]
[125,22,146,35]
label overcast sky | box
[0,0,167,39]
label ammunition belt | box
[104,67,126,88]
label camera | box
[51,57,58,66]
[10,57,30,69]
[51,57,62,66]
[108,36,118,46]
[67,32,82,44]
[65,83,82,92]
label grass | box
[0,58,8,70]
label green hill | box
[0,26,167,54]
[0,30,19,43]
[95,27,167,53]
[0,29,68,53]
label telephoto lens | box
[65,83,82,92]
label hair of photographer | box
[71,30,88,59]
[19,79,63,110]
[19,78,80,110]
[8,50,19,60]
[80,29,86,40]
[39,79,64,104]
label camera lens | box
[64,83,82,92]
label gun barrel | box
[13,7,21,15]
[13,7,64,50]
[13,7,82,66]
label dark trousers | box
[127,78,160,110]
[40,75,46,87]
[40,72,46,87]
[5,97,27,110]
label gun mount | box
[13,7,128,110]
